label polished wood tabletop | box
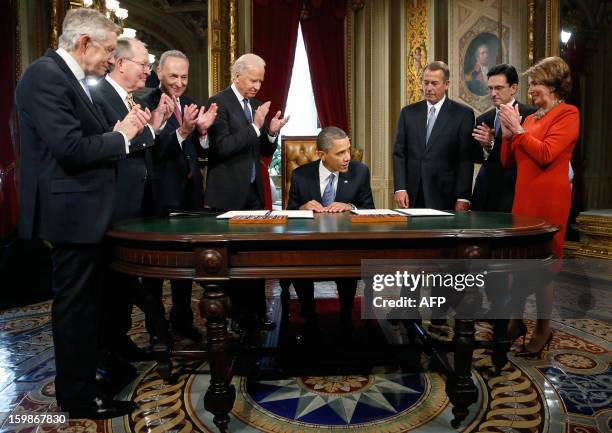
[106,211,558,433]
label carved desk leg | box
[200,283,234,433]
[448,319,478,428]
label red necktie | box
[174,103,183,125]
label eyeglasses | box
[91,40,115,55]
[123,58,152,71]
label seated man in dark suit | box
[288,126,375,336]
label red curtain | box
[301,0,348,132]
[0,0,19,239]
[253,0,301,209]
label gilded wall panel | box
[404,0,428,105]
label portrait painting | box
[463,32,499,96]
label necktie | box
[426,106,436,144]
[243,98,256,182]
[494,110,501,135]
[174,101,183,125]
[243,98,253,123]
[80,78,92,103]
[126,93,136,109]
[321,173,335,207]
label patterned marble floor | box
[0,281,610,433]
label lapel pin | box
[344,180,348,183]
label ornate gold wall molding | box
[208,0,230,96]
[528,0,535,66]
[575,211,612,260]
[545,0,560,56]
[50,0,60,48]
[404,0,428,104]
[229,0,238,67]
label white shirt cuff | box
[457,198,471,203]
[200,134,209,149]
[176,129,186,149]
[251,124,261,137]
[118,131,130,154]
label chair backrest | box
[281,136,363,209]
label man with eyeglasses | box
[16,8,151,419]
[471,64,536,212]
[88,37,176,394]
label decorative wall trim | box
[545,0,560,56]
[404,0,428,105]
[230,0,237,67]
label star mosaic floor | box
[0,281,610,433]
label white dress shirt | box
[319,160,339,198]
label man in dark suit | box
[15,8,150,419]
[143,49,217,342]
[89,38,175,374]
[393,61,474,211]
[205,53,288,330]
[471,64,536,212]
[288,127,375,335]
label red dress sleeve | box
[500,135,516,168]
[516,106,580,166]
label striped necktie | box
[126,93,136,109]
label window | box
[269,24,319,176]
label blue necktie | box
[321,173,335,206]
[243,98,256,183]
[494,110,501,135]
[80,78,92,103]
[426,106,436,144]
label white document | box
[394,208,454,216]
[216,210,269,219]
[351,209,404,216]
[272,210,314,218]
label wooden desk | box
[107,212,557,432]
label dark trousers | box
[50,243,102,407]
[292,279,358,321]
[145,278,194,332]
[100,272,170,351]
[220,181,268,322]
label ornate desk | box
[106,212,556,432]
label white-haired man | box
[88,38,175,386]
[205,53,289,330]
[15,8,149,419]
[143,49,217,343]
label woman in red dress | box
[499,56,580,355]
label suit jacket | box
[143,88,205,215]
[287,160,375,210]
[15,49,127,244]
[471,101,536,212]
[392,97,475,210]
[204,87,277,210]
[89,78,156,221]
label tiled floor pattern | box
[0,281,610,433]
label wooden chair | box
[279,136,364,320]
